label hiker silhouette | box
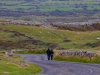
[50,49,54,60]
[46,48,54,60]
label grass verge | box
[0,53,42,75]
[54,55,100,64]
[15,49,46,54]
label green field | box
[0,24,100,51]
[0,0,100,23]
[0,0,100,17]
[0,0,100,12]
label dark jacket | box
[50,50,54,55]
[46,49,51,55]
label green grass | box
[0,30,28,42]
[54,55,100,64]
[0,6,34,10]
[0,24,100,50]
[0,53,42,75]
[1,0,100,12]
[0,1,24,4]
[15,50,46,54]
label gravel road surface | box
[20,54,100,75]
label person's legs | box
[51,55,53,60]
[47,54,50,60]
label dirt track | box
[20,54,100,75]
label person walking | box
[50,49,54,60]
[46,48,51,60]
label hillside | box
[0,26,61,51]
[0,24,100,51]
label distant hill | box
[0,0,100,17]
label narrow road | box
[20,54,100,75]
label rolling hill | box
[0,23,100,51]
